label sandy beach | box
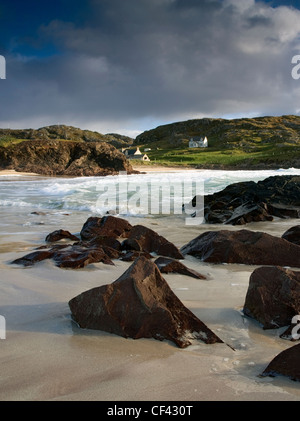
[0,170,300,402]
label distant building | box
[189,136,208,148]
[122,146,151,161]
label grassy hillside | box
[0,125,134,149]
[134,115,300,168]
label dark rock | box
[120,250,152,261]
[76,235,122,251]
[45,229,80,242]
[127,225,184,259]
[53,246,114,269]
[243,266,300,329]
[80,216,132,241]
[68,256,223,348]
[154,257,206,279]
[181,229,300,267]
[121,238,142,251]
[261,343,300,381]
[186,176,300,225]
[282,226,300,246]
[12,250,54,266]
[224,202,273,226]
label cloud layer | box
[1,0,300,135]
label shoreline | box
[1,165,300,177]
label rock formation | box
[282,225,300,246]
[185,176,300,225]
[154,257,206,279]
[0,140,135,176]
[126,225,184,259]
[261,344,300,381]
[180,229,300,267]
[68,256,223,348]
[243,266,300,330]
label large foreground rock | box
[261,344,300,381]
[243,266,300,329]
[181,229,300,267]
[68,257,223,348]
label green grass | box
[139,143,300,168]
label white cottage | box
[189,136,208,148]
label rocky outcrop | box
[80,215,133,240]
[185,176,300,225]
[282,226,300,246]
[0,140,135,176]
[68,256,223,348]
[11,216,186,268]
[126,225,184,259]
[243,266,300,330]
[45,229,80,242]
[180,229,300,267]
[154,257,206,279]
[261,344,300,381]
[0,124,134,148]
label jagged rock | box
[12,243,115,269]
[154,257,206,279]
[0,139,136,176]
[127,225,184,259]
[45,229,80,242]
[80,215,132,241]
[120,250,152,261]
[68,257,223,348]
[53,246,114,269]
[261,344,300,381]
[243,266,300,329]
[11,250,54,266]
[186,176,300,225]
[180,229,300,267]
[282,226,300,246]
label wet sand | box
[1,204,300,402]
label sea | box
[1,167,300,227]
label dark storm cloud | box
[1,0,300,134]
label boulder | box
[80,216,132,241]
[243,266,300,329]
[282,226,300,246]
[68,256,223,348]
[180,229,300,267]
[45,229,80,242]
[154,257,206,279]
[261,344,300,382]
[11,250,54,267]
[53,246,114,269]
[127,225,184,259]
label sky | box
[1,0,300,137]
